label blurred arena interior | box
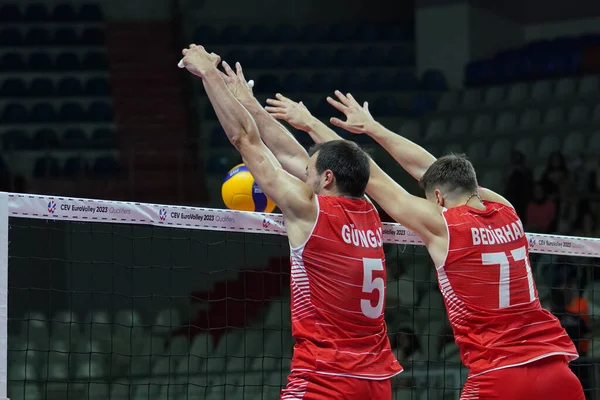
[2,0,600,399]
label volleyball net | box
[3,192,600,400]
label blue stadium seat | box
[29,78,56,97]
[356,24,384,42]
[31,103,57,122]
[278,48,303,68]
[250,48,277,68]
[219,25,244,44]
[372,95,398,116]
[0,53,24,71]
[25,27,50,46]
[390,72,418,91]
[0,4,22,22]
[2,103,28,123]
[194,26,218,44]
[81,28,105,45]
[79,4,103,21]
[63,157,86,178]
[32,128,59,149]
[361,72,385,91]
[304,47,332,68]
[56,52,81,70]
[223,48,251,67]
[411,93,436,117]
[339,70,363,91]
[24,4,49,22]
[85,77,110,96]
[91,128,116,148]
[332,48,358,67]
[59,102,86,121]
[357,47,387,67]
[246,25,272,43]
[0,79,26,97]
[383,24,411,41]
[57,77,84,96]
[387,45,413,66]
[52,4,77,22]
[62,128,88,149]
[421,69,448,91]
[82,52,108,69]
[327,24,356,42]
[88,101,114,121]
[33,156,60,178]
[53,28,78,46]
[92,156,118,178]
[28,52,53,71]
[300,24,327,43]
[283,73,308,92]
[308,72,339,92]
[0,28,22,46]
[3,130,30,150]
[274,24,301,43]
[210,125,229,147]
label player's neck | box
[458,193,485,210]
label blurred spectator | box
[541,151,569,200]
[569,153,587,193]
[526,182,557,233]
[390,327,422,388]
[571,199,598,238]
[557,180,579,234]
[504,150,533,220]
[386,259,415,315]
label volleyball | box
[222,164,276,213]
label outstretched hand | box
[327,90,375,134]
[219,61,254,103]
[181,44,221,78]
[265,94,314,131]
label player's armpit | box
[478,187,514,208]
[366,161,446,245]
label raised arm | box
[217,61,309,181]
[328,91,512,208]
[180,45,316,230]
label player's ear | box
[434,189,444,207]
[322,169,335,189]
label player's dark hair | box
[308,140,370,198]
[419,153,478,197]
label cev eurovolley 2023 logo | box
[47,200,56,214]
[159,208,167,221]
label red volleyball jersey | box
[440,200,578,376]
[289,195,402,379]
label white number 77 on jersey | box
[361,258,385,319]
[482,246,537,309]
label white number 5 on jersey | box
[361,258,385,319]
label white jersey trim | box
[437,208,450,269]
[468,351,579,377]
[289,194,320,252]
[291,367,403,380]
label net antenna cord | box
[178,58,254,88]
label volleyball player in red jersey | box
[180,47,401,399]
[265,91,585,400]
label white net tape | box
[7,192,600,257]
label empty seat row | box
[194,23,411,45]
[249,70,442,93]
[423,103,600,141]
[0,27,105,46]
[33,155,119,179]
[440,76,600,110]
[4,128,116,150]
[0,51,108,71]
[2,102,114,123]
[0,3,103,22]
[0,77,110,97]
[219,45,413,68]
